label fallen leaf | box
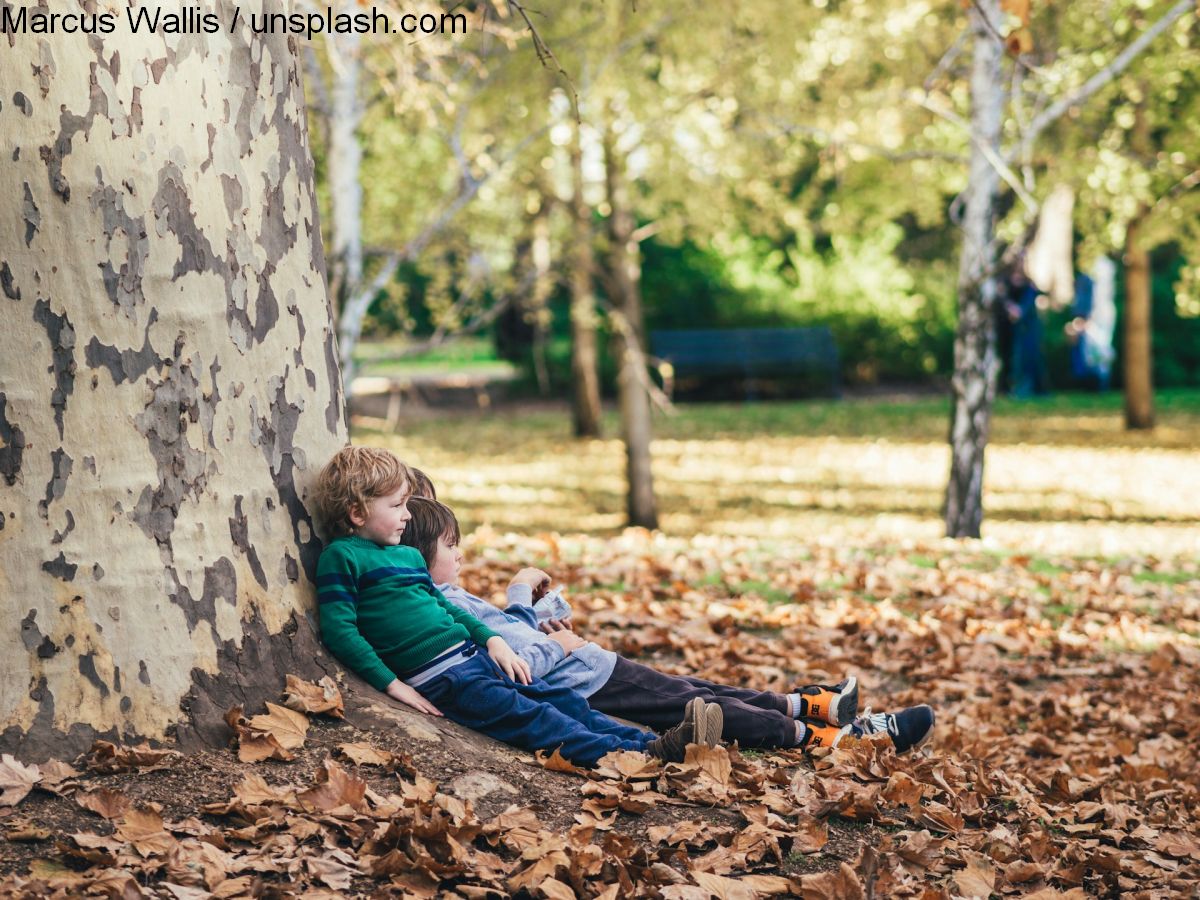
[283,674,344,718]
[247,702,309,750]
[336,741,394,766]
[76,788,131,820]
[0,755,40,807]
[298,759,367,813]
[953,849,997,899]
[116,807,177,857]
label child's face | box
[428,532,463,585]
[351,486,412,546]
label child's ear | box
[348,503,367,528]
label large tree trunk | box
[0,2,347,760]
[569,120,603,438]
[1123,209,1155,429]
[944,0,1005,539]
[603,123,658,529]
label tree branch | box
[1007,0,1194,163]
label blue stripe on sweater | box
[358,566,433,589]
[317,589,357,605]
[316,572,355,588]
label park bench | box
[650,327,841,400]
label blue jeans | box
[418,653,654,766]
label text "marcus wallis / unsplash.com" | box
[1,5,468,41]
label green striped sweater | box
[316,535,499,691]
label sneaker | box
[851,705,935,754]
[794,676,858,726]
[797,717,853,751]
[646,697,724,762]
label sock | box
[793,720,807,747]
[787,693,803,718]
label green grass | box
[1133,570,1195,585]
[734,579,794,604]
[355,387,1200,553]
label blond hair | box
[314,446,411,538]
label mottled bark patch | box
[166,556,237,636]
[22,182,39,245]
[228,495,268,589]
[249,373,321,580]
[86,309,165,384]
[90,179,150,315]
[19,610,42,652]
[51,509,75,545]
[153,163,217,280]
[0,393,26,485]
[0,261,20,300]
[41,551,77,581]
[32,299,76,439]
[130,356,212,543]
[78,652,110,697]
[38,446,72,518]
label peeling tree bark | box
[944,0,1004,539]
[0,2,348,760]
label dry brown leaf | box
[0,754,40,807]
[306,853,356,890]
[4,822,52,842]
[298,759,367,813]
[539,877,577,899]
[691,871,757,900]
[283,673,344,718]
[76,788,131,820]
[116,807,177,857]
[336,741,394,766]
[236,730,294,763]
[83,740,180,773]
[798,863,865,900]
[537,748,587,775]
[791,815,829,853]
[953,849,997,899]
[741,874,800,896]
[684,744,732,787]
[247,702,309,750]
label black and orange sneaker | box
[794,676,858,726]
[852,705,935,754]
[797,718,853,751]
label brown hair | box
[314,446,411,538]
[409,467,437,500]
[399,498,460,570]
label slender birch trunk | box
[569,120,603,438]
[603,123,657,529]
[944,0,1005,539]
[0,1,346,759]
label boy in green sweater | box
[313,446,722,766]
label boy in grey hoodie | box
[399,496,935,754]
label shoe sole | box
[701,702,723,747]
[683,697,706,746]
[833,676,858,727]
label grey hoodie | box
[436,581,618,697]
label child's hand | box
[384,679,443,717]
[546,630,587,656]
[538,617,575,634]
[510,567,551,599]
[486,637,532,685]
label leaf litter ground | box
[2,530,1197,898]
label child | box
[312,446,723,767]
[400,494,935,754]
